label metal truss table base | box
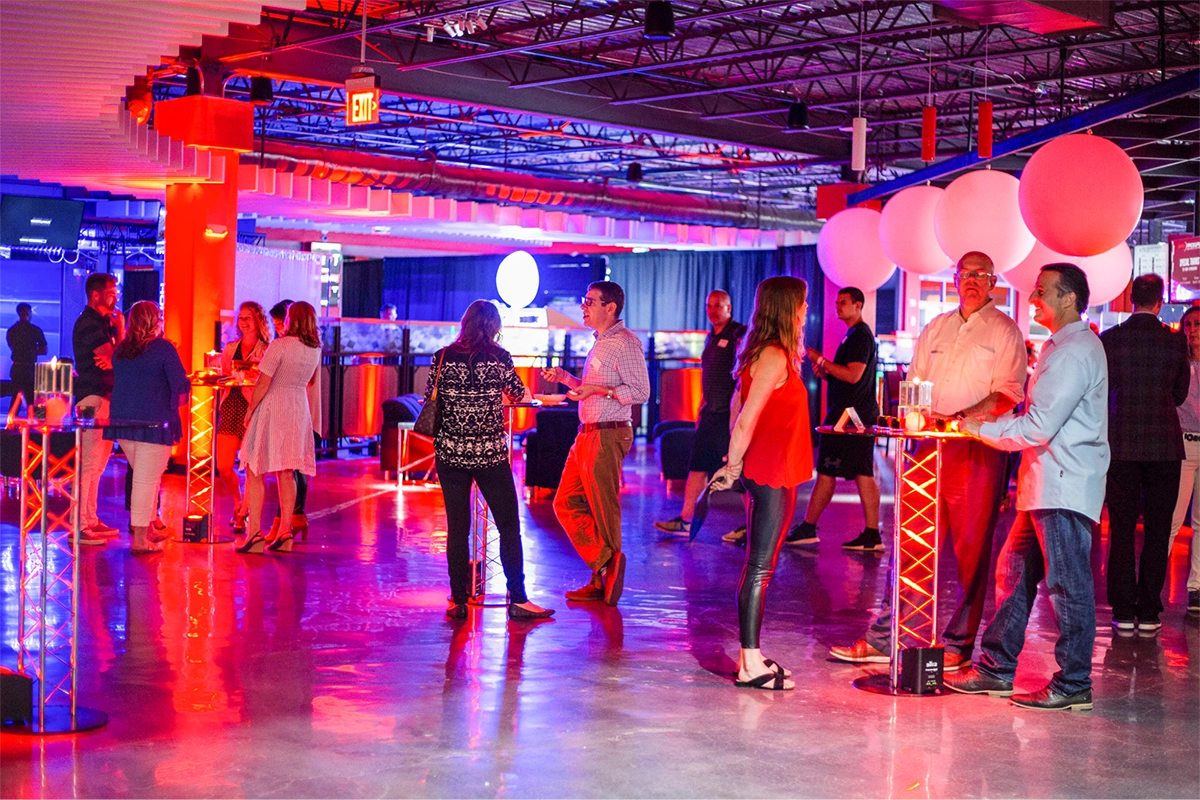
[2,705,109,735]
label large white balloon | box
[1019,134,1143,257]
[495,250,540,309]
[934,169,1035,273]
[880,185,952,275]
[1003,240,1061,296]
[816,207,897,291]
[1003,240,1132,307]
[1079,243,1133,307]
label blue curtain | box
[606,245,824,436]
[382,256,499,322]
[605,245,822,333]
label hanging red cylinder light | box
[978,100,993,159]
[921,106,937,162]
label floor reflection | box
[0,447,1197,798]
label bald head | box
[957,251,994,273]
[706,290,732,330]
[954,251,997,318]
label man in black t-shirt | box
[7,302,47,404]
[786,286,883,551]
[655,290,747,537]
[72,272,124,541]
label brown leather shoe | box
[603,551,626,606]
[943,651,972,672]
[829,638,890,664]
[565,583,604,602]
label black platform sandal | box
[734,665,792,691]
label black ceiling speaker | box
[249,76,274,105]
[626,162,644,182]
[786,102,809,130]
[644,1,676,41]
[184,66,202,96]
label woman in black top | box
[426,300,554,620]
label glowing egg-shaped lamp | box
[1003,240,1061,296]
[1004,240,1132,308]
[879,185,952,275]
[1019,134,1142,257]
[1079,242,1133,307]
[496,250,540,309]
[816,207,897,291]
[934,169,1035,274]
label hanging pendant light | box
[921,105,937,162]
[851,117,868,173]
[644,2,676,41]
[184,66,202,96]
[978,100,994,159]
[786,102,810,130]
[249,76,274,106]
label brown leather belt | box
[578,421,633,434]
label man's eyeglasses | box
[956,269,994,282]
[581,296,604,307]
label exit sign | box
[345,73,381,126]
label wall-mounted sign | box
[1171,235,1200,292]
[345,73,380,127]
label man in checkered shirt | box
[543,281,650,606]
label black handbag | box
[413,350,446,437]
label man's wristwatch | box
[953,411,967,421]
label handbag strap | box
[429,349,447,400]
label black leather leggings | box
[738,476,797,649]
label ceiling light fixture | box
[185,66,202,96]
[644,2,676,41]
[627,162,644,182]
[786,102,809,130]
[249,76,273,106]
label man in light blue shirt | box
[947,262,1109,711]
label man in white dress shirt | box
[831,251,1026,670]
[947,263,1108,711]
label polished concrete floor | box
[1,442,1198,799]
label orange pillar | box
[156,96,253,371]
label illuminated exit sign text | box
[345,73,381,127]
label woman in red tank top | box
[710,276,813,690]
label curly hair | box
[236,301,271,345]
[283,301,321,348]
[735,276,807,377]
[114,301,161,360]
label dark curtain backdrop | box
[605,245,821,332]
[342,258,385,318]
[382,255,499,321]
[354,245,825,432]
[606,244,824,433]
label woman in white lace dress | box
[236,301,322,554]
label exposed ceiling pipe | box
[244,143,820,230]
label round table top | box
[815,424,972,440]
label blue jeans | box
[977,509,1096,695]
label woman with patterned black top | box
[426,300,554,620]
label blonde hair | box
[735,276,807,377]
[237,301,271,346]
[115,301,161,360]
[284,301,321,348]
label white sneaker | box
[87,520,120,536]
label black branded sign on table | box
[1172,235,1200,292]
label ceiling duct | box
[931,1,1113,36]
[245,143,819,230]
